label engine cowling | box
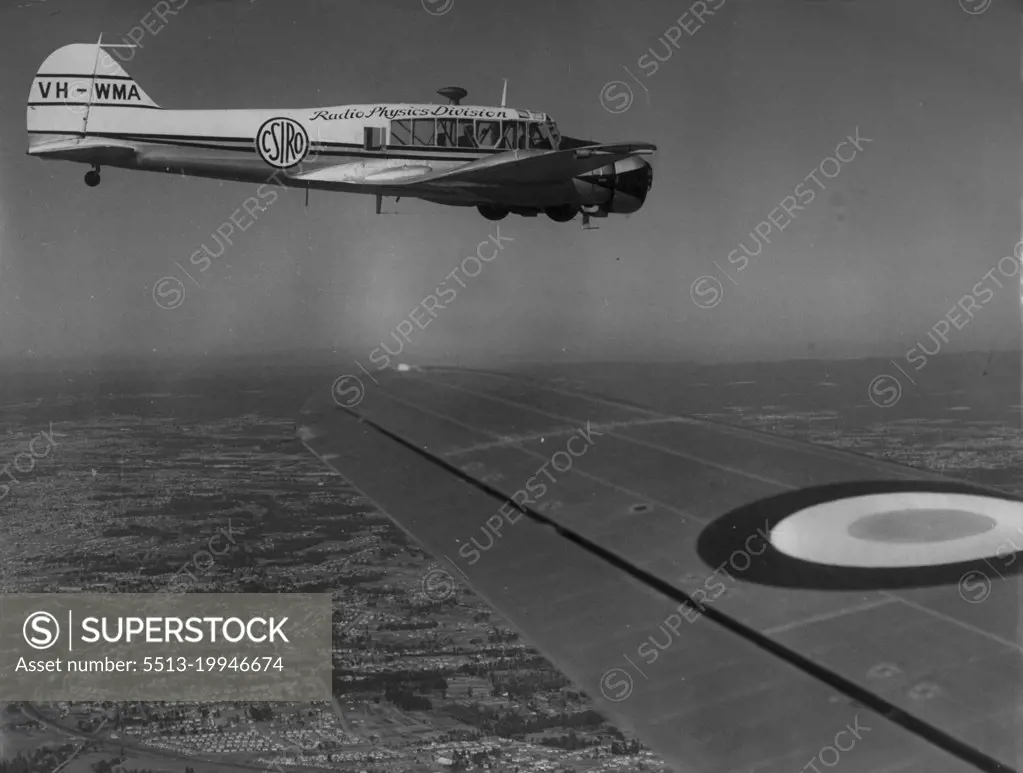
[573,156,653,214]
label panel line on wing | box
[370,386,703,524]
[411,374,801,491]
[442,416,692,458]
[421,366,942,484]
[761,597,901,636]
[878,591,1023,655]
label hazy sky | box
[0,0,1020,366]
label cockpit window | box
[528,122,551,150]
[499,121,522,149]
[476,121,501,149]
[390,119,412,146]
[412,119,435,146]
[544,117,561,149]
[436,119,456,147]
[389,116,548,150]
[456,119,477,148]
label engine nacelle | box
[573,156,653,215]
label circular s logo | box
[600,81,633,114]
[332,375,365,408]
[64,80,91,115]
[152,277,185,310]
[959,0,992,14]
[690,275,723,309]
[23,611,60,650]
[422,0,455,15]
[958,570,992,603]
[599,667,634,702]
[256,117,310,169]
[867,374,902,408]
[421,567,456,602]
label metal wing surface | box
[298,366,1021,773]
[294,143,657,189]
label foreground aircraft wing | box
[298,366,1021,773]
[293,142,656,189]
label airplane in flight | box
[26,41,655,229]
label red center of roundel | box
[847,509,998,543]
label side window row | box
[388,119,548,150]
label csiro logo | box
[23,611,60,650]
[255,116,310,169]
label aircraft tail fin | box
[27,43,160,149]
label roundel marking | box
[695,481,1023,590]
[255,116,309,169]
[769,492,1023,568]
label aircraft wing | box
[298,366,1021,773]
[293,142,657,189]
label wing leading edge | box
[298,366,1019,773]
[293,142,657,189]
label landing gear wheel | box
[545,205,578,223]
[84,170,101,187]
[477,205,508,221]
